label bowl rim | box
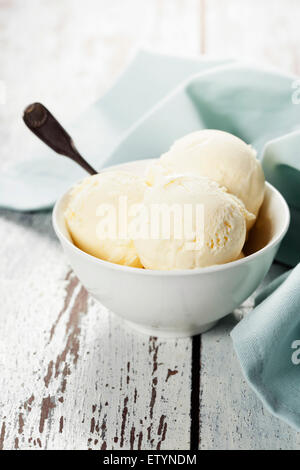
[53,174,290,277]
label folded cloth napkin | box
[231,264,300,431]
[0,50,299,265]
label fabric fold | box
[231,264,300,431]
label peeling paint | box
[0,422,5,450]
[39,396,56,434]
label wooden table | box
[0,0,300,450]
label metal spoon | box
[23,102,97,175]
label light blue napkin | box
[231,264,300,431]
[1,50,299,266]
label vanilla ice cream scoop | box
[134,175,254,270]
[149,130,265,229]
[65,171,146,267]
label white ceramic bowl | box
[53,160,290,338]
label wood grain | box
[0,0,203,450]
[0,210,192,450]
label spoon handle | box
[23,102,97,175]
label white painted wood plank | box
[200,0,300,449]
[0,210,192,450]
[0,0,204,450]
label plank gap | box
[190,334,201,450]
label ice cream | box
[134,175,254,270]
[64,129,265,270]
[65,171,146,267]
[147,129,265,228]
[146,159,170,186]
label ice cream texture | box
[64,129,265,270]
[134,175,254,270]
[65,171,146,267]
[147,129,265,228]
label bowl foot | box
[122,319,218,338]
